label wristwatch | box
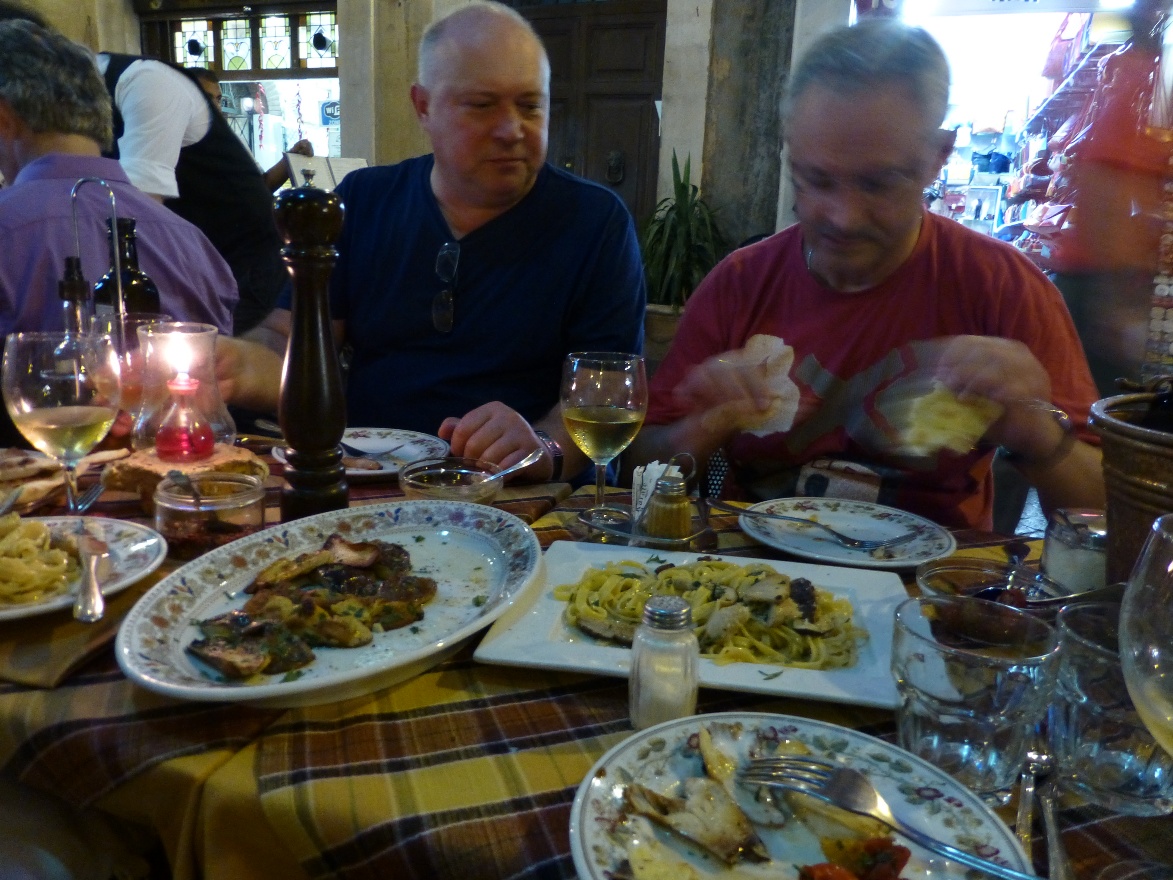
[1002,405,1075,468]
[533,429,563,481]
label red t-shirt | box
[646,212,1098,529]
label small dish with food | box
[399,457,503,505]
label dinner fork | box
[738,756,1045,880]
[705,499,918,551]
[73,482,104,514]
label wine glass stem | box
[594,463,607,509]
[63,464,79,513]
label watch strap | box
[533,429,563,481]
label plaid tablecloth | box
[1,483,1169,879]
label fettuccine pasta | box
[0,512,79,605]
[553,558,865,669]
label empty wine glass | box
[560,352,647,513]
[1119,512,1173,760]
[2,332,120,512]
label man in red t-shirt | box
[632,19,1103,530]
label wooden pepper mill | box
[274,175,348,520]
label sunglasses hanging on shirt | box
[431,241,460,333]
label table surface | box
[0,463,1168,880]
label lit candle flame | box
[165,332,194,382]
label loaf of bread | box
[103,444,270,511]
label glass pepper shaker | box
[642,472,692,540]
[629,594,699,730]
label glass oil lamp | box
[133,322,235,454]
[155,331,214,462]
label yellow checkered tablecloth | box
[1,482,1168,880]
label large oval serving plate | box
[570,712,1029,880]
[272,427,449,480]
[739,497,956,569]
[0,517,166,622]
[115,501,541,707]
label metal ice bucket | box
[1090,393,1173,582]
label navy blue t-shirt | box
[281,156,645,435]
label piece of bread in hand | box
[700,334,801,436]
[893,381,1004,456]
[103,444,269,512]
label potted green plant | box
[642,151,728,309]
[641,151,728,371]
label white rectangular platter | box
[475,541,906,709]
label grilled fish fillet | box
[624,777,768,865]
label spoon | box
[168,470,201,510]
[494,447,544,482]
[1039,779,1075,880]
[1015,733,1053,862]
[72,526,109,623]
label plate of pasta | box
[474,542,906,708]
[0,514,167,622]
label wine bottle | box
[93,217,161,316]
[57,255,93,337]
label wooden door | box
[521,0,666,227]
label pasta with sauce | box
[553,558,865,669]
[0,513,80,605]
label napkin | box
[0,569,167,688]
[631,460,683,522]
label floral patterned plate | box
[739,498,957,569]
[115,501,541,707]
[272,428,449,480]
[570,712,1029,880]
[0,518,166,622]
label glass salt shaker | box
[629,594,698,730]
[1042,508,1108,594]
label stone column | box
[338,0,431,165]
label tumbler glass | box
[1050,602,1173,815]
[892,595,1059,805]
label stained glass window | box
[174,20,214,68]
[221,19,253,71]
[298,12,338,70]
[260,16,292,71]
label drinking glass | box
[1050,602,1173,815]
[560,352,647,512]
[1,333,120,512]
[891,594,1059,805]
[1120,513,1173,761]
[92,312,172,421]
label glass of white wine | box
[2,332,121,512]
[1120,513,1173,760]
[561,352,647,514]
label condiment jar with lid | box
[629,594,699,730]
[1042,508,1108,594]
[641,472,692,541]
[154,472,266,560]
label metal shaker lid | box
[1049,508,1108,550]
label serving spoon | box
[494,447,544,482]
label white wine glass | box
[560,352,647,513]
[2,332,121,512]
[1119,512,1173,759]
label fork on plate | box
[738,756,1045,880]
[705,499,918,551]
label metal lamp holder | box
[69,177,125,343]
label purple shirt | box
[0,154,237,336]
